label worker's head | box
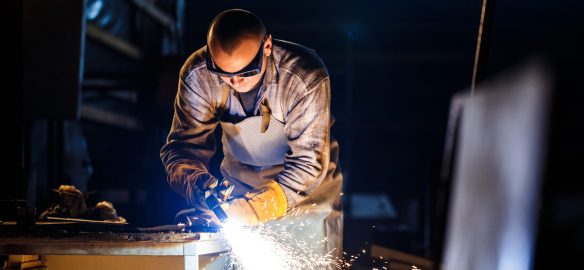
[206,9,272,93]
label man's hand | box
[208,179,235,202]
[188,172,219,210]
[223,180,288,226]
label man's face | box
[209,35,272,93]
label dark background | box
[13,0,584,268]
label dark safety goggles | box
[205,34,267,77]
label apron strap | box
[260,98,271,133]
[219,83,270,133]
[217,84,229,118]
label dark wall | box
[22,0,85,120]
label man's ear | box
[264,34,272,56]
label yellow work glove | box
[224,180,288,226]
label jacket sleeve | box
[160,73,219,205]
[276,77,332,208]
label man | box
[160,9,342,259]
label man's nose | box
[230,76,244,85]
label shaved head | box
[207,9,266,55]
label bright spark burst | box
[216,205,394,270]
[221,221,287,270]
[221,219,340,270]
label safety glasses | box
[205,34,267,78]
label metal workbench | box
[0,221,229,270]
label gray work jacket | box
[160,39,341,210]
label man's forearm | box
[276,77,331,208]
[165,159,215,205]
[160,74,219,204]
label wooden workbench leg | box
[184,255,198,270]
[5,255,47,269]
